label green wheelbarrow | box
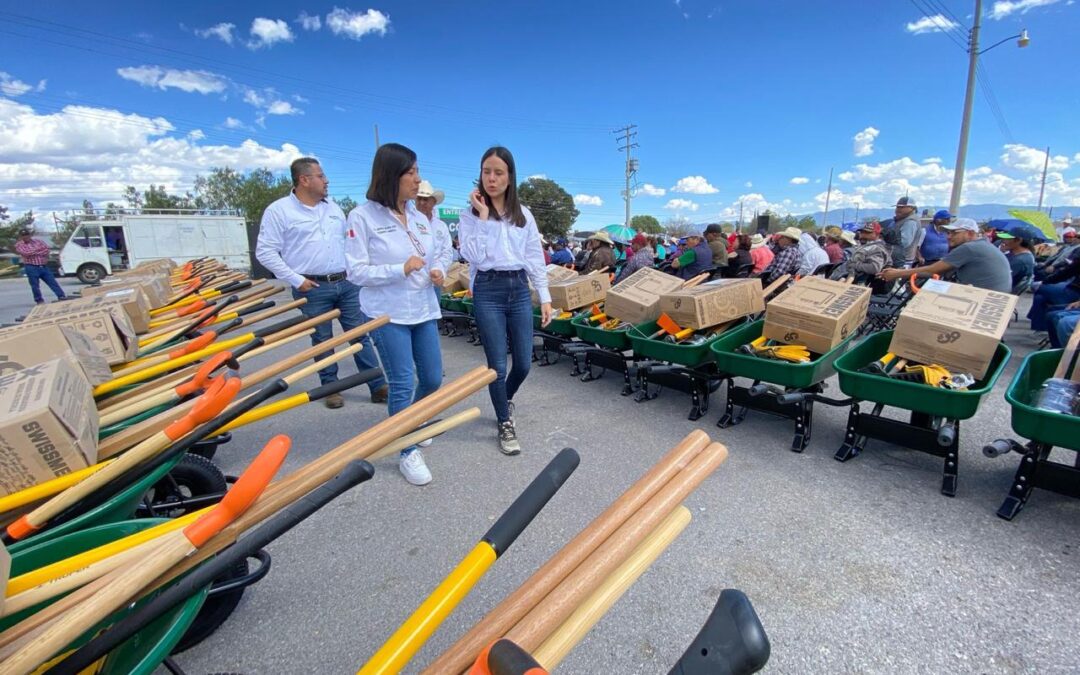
[824,330,1011,497]
[532,305,580,368]
[981,348,1080,520]
[1,519,209,675]
[562,313,642,395]
[710,319,858,452]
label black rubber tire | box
[172,556,251,653]
[145,453,227,519]
[76,263,106,284]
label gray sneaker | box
[498,420,521,455]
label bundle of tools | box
[858,352,975,390]
[738,335,812,363]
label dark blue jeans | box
[472,269,534,424]
[370,319,442,455]
[1027,282,1080,331]
[25,264,65,303]
[291,280,386,392]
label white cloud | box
[0,98,302,213]
[905,14,960,34]
[292,94,310,103]
[333,105,347,112]
[573,194,603,206]
[664,198,699,212]
[744,181,753,188]
[923,156,943,164]
[117,66,228,95]
[671,175,718,194]
[789,176,809,185]
[636,183,665,197]
[839,156,952,183]
[1000,143,1069,173]
[297,12,322,30]
[527,173,547,180]
[248,18,294,49]
[989,0,1061,19]
[187,129,205,140]
[266,100,302,116]
[853,126,880,157]
[223,117,246,129]
[195,22,236,45]
[0,71,46,97]
[326,8,390,40]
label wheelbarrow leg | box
[939,420,960,498]
[717,378,748,428]
[835,402,874,462]
[996,442,1051,520]
[688,379,709,421]
[791,396,813,453]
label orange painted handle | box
[167,332,215,359]
[164,375,241,440]
[174,351,235,397]
[176,298,209,317]
[909,272,940,294]
[657,313,682,336]
[184,434,290,547]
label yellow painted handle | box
[0,461,114,516]
[94,332,253,397]
[212,392,309,435]
[358,542,497,675]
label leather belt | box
[304,271,347,283]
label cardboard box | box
[27,287,151,334]
[443,262,471,293]
[0,358,98,497]
[83,274,171,309]
[0,325,112,385]
[548,274,611,311]
[888,280,1016,379]
[15,305,137,365]
[659,279,765,330]
[133,259,176,272]
[763,277,871,354]
[531,264,578,305]
[603,268,685,324]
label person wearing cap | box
[758,227,802,284]
[831,222,890,282]
[1035,226,1079,281]
[823,227,844,264]
[748,233,773,273]
[669,230,714,280]
[883,196,921,268]
[703,223,729,270]
[919,209,952,266]
[615,233,655,283]
[582,231,616,275]
[13,226,66,304]
[995,231,1035,293]
[879,217,1011,292]
[257,156,388,408]
[550,238,573,266]
[414,179,454,284]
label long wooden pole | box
[424,429,712,674]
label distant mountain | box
[811,203,1077,226]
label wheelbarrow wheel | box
[173,556,250,653]
[143,453,228,519]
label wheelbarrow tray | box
[834,330,1010,420]
[3,519,208,675]
[709,319,855,389]
[629,320,745,367]
[571,313,631,350]
[439,294,467,313]
[533,306,577,336]
[461,296,475,316]
[1005,348,1080,451]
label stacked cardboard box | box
[763,277,871,354]
[26,287,151,334]
[531,264,578,305]
[658,279,764,330]
[548,273,611,311]
[604,268,685,324]
[0,325,112,386]
[10,306,137,365]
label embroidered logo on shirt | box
[347,229,355,238]
[414,222,429,234]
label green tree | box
[334,196,358,216]
[797,215,818,232]
[0,209,35,252]
[123,186,143,210]
[142,184,195,212]
[516,177,578,240]
[193,168,244,211]
[630,214,662,234]
[193,167,292,224]
[779,215,798,230]
[663,217,694,238]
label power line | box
[613,124,638,228]
[907,0,968,50]
[924,0,969,32]
[975,62,1013,141]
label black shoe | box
[498,420,521,455]
[507,400,515,422]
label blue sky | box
[0,0,1077,231]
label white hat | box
[1063,227,1077,236]
[589,231,614,245]
[750,233,766,248]
[777,227,803,242]
[416,180,444,205]
[840,230,858,246]
[944,217,979,233]
[1063,217,1072,225]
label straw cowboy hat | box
[750,233,766,249]
[840,230,858,246]
[777,227,803,243]
[416,180,444,205]
[589,231,614,246]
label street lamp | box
[948,0,1030,215]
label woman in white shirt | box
[345,143,445,485]
[457,146,551,455]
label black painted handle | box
[482,447,579,556]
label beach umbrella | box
[601,223,637,244]
[987,219,1050,243]
[1008,209,1057,241]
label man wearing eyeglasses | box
[878,218,1011,292]
[256,157,388,408]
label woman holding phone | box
[345,143,444,485]
[458,146,551,455]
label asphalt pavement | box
[1,277,1077,674]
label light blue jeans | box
[369,319,443,455]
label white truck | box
[59,210,250,283]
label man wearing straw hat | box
[582,231,616,275]
[758,227,802,284]
[414,180,454,277]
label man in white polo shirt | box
[256,157,388,408]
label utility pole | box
[614,124,639,227]
[821,167,833,229]
[738,201,744,232]
[1037,145,1050,211]
[374,124,380,151]
[949,0,983,215]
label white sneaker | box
[498,421,521,455]
[399,450,432,485]
[417,437,433,447]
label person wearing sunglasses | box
[345,143,445,486]
[458,146,550,456]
